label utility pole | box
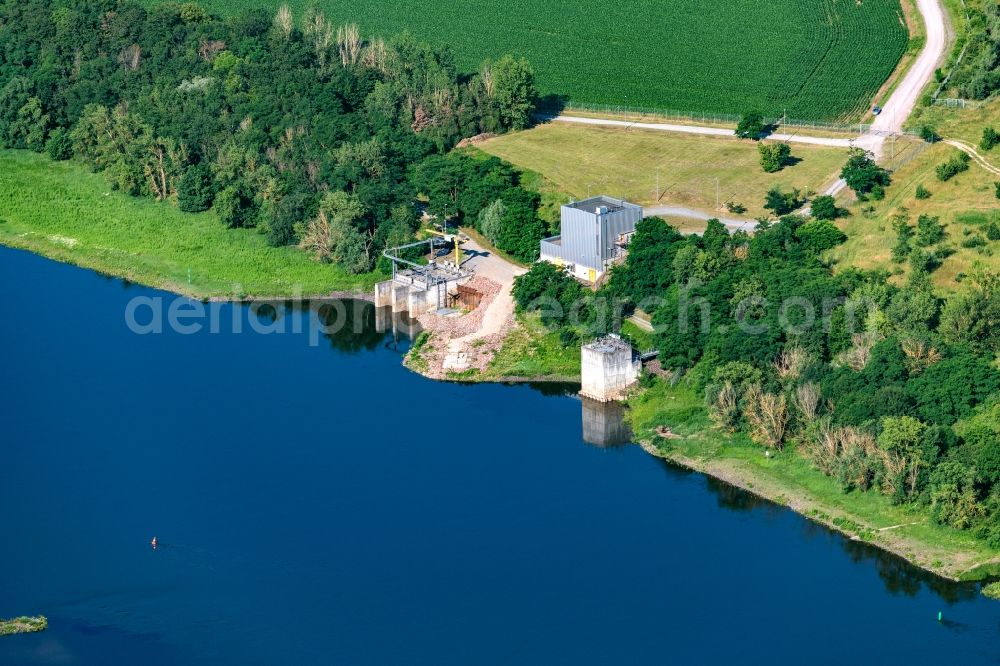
[656,168,660,201]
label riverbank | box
[0,151,380,300]
[627,380,1000,583]
[405,312,581,384]
[0,616,46,637]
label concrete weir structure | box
[373,273,466,317]
[375,236,471,317]
[579,334,641,403]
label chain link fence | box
[546,101,877,135]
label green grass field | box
[832,134,1000,292]
[0,150,380,298]
[479,122,850,220]
[181,0,910,120]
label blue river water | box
[0,245,999,664]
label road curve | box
[551,0,946,148]
[871,0,948,135]
[643,205,757,233]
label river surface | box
[1,246,999,664]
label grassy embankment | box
[480,122,850,223]
[628,380,1000,581]
[408,312,581,383]
[0,150,381,300]
[0,616,47,636]
[833,99,1000,291]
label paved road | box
[871,0,948,135]
[552,115,869,149]
[643,205,757,233]
[450,236,525,353]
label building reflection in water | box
[581,397,633,448]
[375,305,422,342]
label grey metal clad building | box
[539,196,643,282]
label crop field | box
[182,0,910,120]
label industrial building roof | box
[564,196,640,214]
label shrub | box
[909,248,940,273]
[915,184,931,200]
[982,127,1000,151]
[919,125,940,143]
[758,141,791,172]
[988,222,1000,241]
[811,195,839,220]
[45,128,72,161]
[891,217,913,263]
[962,234,988,249]
[915,214,946,246]
[763,186,803,216]
[936,151,971,181]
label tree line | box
[0,0,549,271]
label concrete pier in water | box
[579,334,641,403]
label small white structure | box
[579,334,641,402]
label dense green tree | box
[908,352,1000,425]
[513,261,589,328]
[795,219,846,254]
[494,187,545,262]
[491,55,537,131]
[735,112,765,140]
[177,164,215,213]
[758,141,791,172]
[840,149,890,197]
[763,186,802,216]
[915,214,946,246]
[939,270,1000,354]
[45,128,72,160]
[215,184,256,230]
[810,195,839,221]
[608,218,686,305]
[477,198,506,246]
[8,97,49,151]
[930,462,984,529]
